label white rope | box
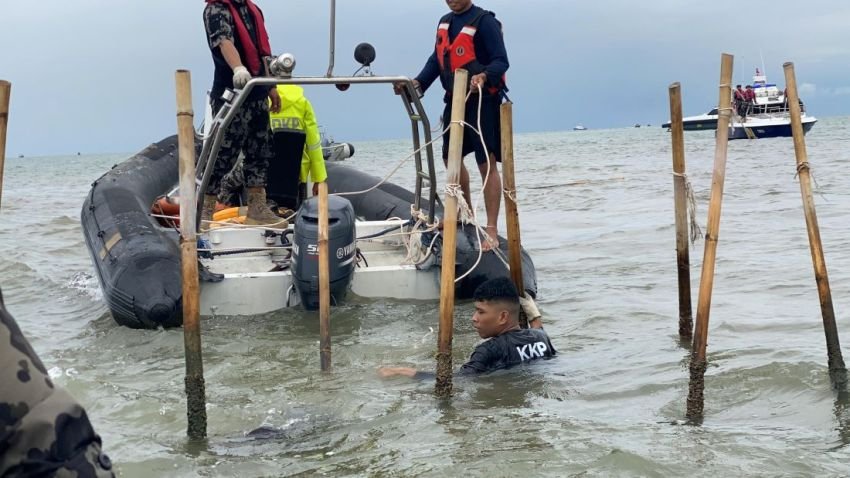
[332,122,453,198]
[331,89,480,201]
[503,188,517,204]
[413,231,441,267]
[411,203,440,231]
[453,84,494,284]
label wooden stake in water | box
[175,70,207,439]
[318,181,332,372]
[436,68,469,398]
[500,101,532,329]
[0,81,10,210]
[784,62,847,389]
[686,53,734,423]
[668,83,694,339]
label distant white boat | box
[573,124,587,131]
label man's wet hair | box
[736,84,742,88]
[473,277,520,305]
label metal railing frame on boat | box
[194,76,440,232]
[735,101,806,118]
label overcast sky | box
[1,0,849,156]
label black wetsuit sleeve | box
[474,14,509,88]
[408,342,496,378]
[458,342,496,375]
[415,51,441,94]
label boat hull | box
[728,117,817,140]
[662,117,718,131]
[81,136,184,328]
[82,138,538,328]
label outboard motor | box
[291,195,357,309]
[323,142,355,162]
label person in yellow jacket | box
[269,84,327,196]
[219,84,328,207]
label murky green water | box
[3,118,850,476]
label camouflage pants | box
[218,160,307,208]
[206,97,272,196]
[218,159,245,206]
[1,289,114,477]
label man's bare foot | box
[481,226,499,252]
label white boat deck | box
[198,219,440,316]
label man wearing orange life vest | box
[405,0,510,252]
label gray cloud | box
[1,0,848,155]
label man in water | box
[378,277,554,378]
[396,0,510,252]
[0,289,114,476]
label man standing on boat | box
[398,0,510,252]
[734,85,747,119]
[744,85,756,117]
[378,278,552,379]
[202,0,284,227]
[218,84,328,210]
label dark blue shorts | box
[442,94,502,165]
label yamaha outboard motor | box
[291,195,357,309]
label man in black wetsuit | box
[378,277,555,378]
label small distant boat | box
[17,154,24,158]
[573,124,587,131]
[634,124,641,128]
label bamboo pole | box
[784,62,847,389]
[175,70,207,439]
[686,53,734,423]
[318,181,332,372]
[500,102,530,329]
[668,83,694,339]
[435,68,469,398]
[0,81,10,210]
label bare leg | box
[477,153,502,251]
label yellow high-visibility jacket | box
[268,84,328,183]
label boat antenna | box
[759,49,766,78]
[326,0,336,77]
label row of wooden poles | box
[669,54,847,422]
[175,68,526,438]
